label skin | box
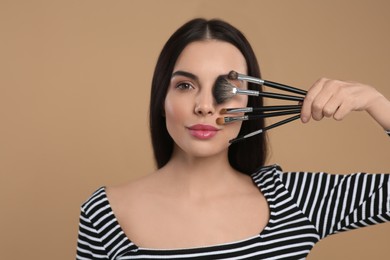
[164,41,247,159]
[106,40,390,250]
[107,40,269,249]
[301,78,390,130]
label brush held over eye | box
[213,75,305,104]
[213,75,259,104]
[228,71,307,96]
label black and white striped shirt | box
[76,165,390,259]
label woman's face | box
[164,40,248,159]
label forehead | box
[173,40,247,76]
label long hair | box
[149,18,267,175]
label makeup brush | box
[228,70,307,96]
[217,109,301,125]
[220,104,302,114]
[229,114,301,144]
[213,75,259,103]
[213,76,304,104]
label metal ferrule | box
[243,128,264,138]
[234,88,259,96]
[224,115,249,124]
[225,107,253,113]
[237,74,265,85]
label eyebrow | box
[171,70,199,82]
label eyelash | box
[175,82,195,91]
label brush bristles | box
[220,108,228,114]
[216,117,226,125]
[228,70,239,80]
[213,75,236,104]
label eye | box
[176,82,195,91]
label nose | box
[194,89,216,116]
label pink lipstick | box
[187,124,219,140]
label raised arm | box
[282,171,390,239]
[300,78,390,132]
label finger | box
[333,102,352,121]
[332,89,356,120]
[309,78,336,121]
[311,91,334,121]
[322,94,343,118]
[301,78,327,123]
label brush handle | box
[257,91,304,101]
[263,80,307,96]
[223,109,301,124]
[252,104,302,112]
[237,74,307,96]
[224,105,302,114]
[235,88,304,101]
[247,109,301,119]
[229,114,301,144]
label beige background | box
[1,0,389,259]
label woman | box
[76,18,390,259]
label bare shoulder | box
[105,170,164,209]
[104,170,176,246]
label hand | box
[300,78,390,130]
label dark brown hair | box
[149,18,267,175]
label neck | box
[159,147,244,198]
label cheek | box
[220,96,247,137]
[164,95,189,130]
[229,122,243,138]
[237,95,248,107]
[226,92,248,108]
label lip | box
[187,124,220,139]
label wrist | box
[366,94,390,130]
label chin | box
[177,141,229,158]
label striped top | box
[76,165,390,259]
